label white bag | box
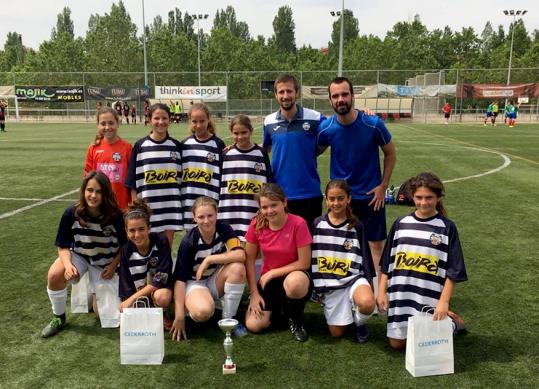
[95,275,121,328]
[70,272,91,313]
[405,314,454,377]
[120,299,164,365]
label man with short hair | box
[318,77,396,281]
[263,74,326,230]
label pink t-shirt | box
[245,213,312,275]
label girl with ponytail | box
[311,179,376,343]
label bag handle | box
[133,296,151,308]
[420,306,435,316]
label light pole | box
[193,14,209,87]
[141,0,148,87]
[503,9,527,106]
[330,0,345,77]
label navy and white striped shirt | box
[381,212,467,333]
[218,144,272,240]
[180,134,225,230]
[55,205,126,268]
[118,232,173,300]
[173,221,241,282]
[311,214,375,294]
[125,135,183,233]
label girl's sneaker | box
[232,323,249,337]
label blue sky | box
[1,0,537,50]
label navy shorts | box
[287,196,323,233]
[257,270,312,312]
[351,199,387,242]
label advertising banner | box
[86,86,150,101]
[301,85,369,99]
[155,86,227,101]
[15,86,84,102]
[458,83,539,99]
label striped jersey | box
[311,214,375,294]
[173,221,241,282]
[218,144,272,239]
[125,135,183,233]
[381,212,467,334]
[118,232,173,300]
[55,205,127,268]
[180,134,225,230]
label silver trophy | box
[218,318,238,374]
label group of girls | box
[42,102,467,351]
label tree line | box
[1,1,538,87]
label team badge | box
[149,257,158,267]
[343,239,353,250]
[207,152,216,162]
[102,226,113,237]
[254,162,263,173]
[153,272,168,284]
[302,122,311,131]
[430,233,443,246]
[112,152,121,162]
[170,151,180,161]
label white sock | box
[47,287,68,316]
[222,282,245,319]
[353,307,372,326]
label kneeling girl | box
[171,196,246,341]
[311,179,376,343]
[118,199,173,311]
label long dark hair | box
[76,171,121,226]
[409,172,447,217]
[148,103,171,136]
[254,183,288,232]
[325,179,358,230]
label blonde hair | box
[254,183,288,232]
[192,196,218,216]
[188,103,217,135]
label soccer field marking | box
[398,140,511,183]
[0,189,78,220]
[397,124,539,166]
[0,197,75,202]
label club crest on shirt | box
[343,239,353,250]
[302,122,311,131]
[170,151,180,161]
[102,226,113,236]
[430,233,443,246]
[153,272,168,284]
[207,152,216,163]
[254,162,263,173]
[148,256,158,267]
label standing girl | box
[311,179,376,343]
[244,183,312,342]
[171,196,246,341]
[41,171,127,338]
[377,172,467,349]
[125,103,183,247]
[218,114,272,239]
[118,199,173,312]
[180,103,225,230]
[84,106,132,211]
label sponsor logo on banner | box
[15,86,84,102]
[227,179,263,194]
[317,256,351,276]
[144,169,178,184]
[394,251,439,275]
[155,86,227,101]
[182,167,212,183]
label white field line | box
[0,189,78,220]
[397,140,511,183]
[0,197,74,202]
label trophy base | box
[222,364,236,374]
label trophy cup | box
[218,318,238,374]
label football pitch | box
[0,120,537,388]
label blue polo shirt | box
[263,106,326,200]
[318,110,392,200]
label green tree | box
[52,7,74,39]
[84,1,142,76]
[330,9,359,50]
[212,6,249,41]
[271,6,296,53]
